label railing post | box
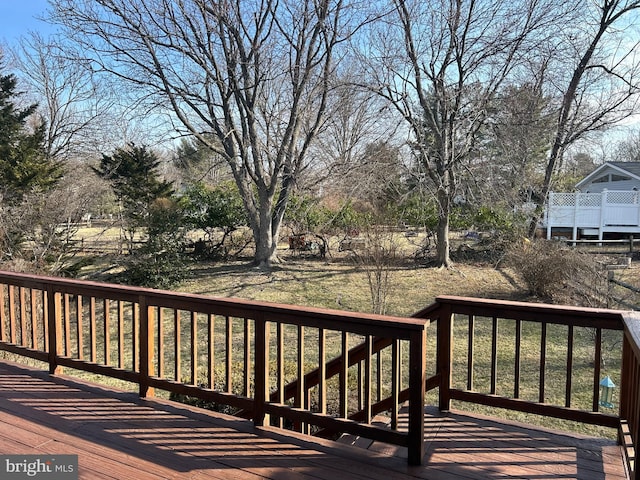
[407,326,426,466]
[138,296,155,398]
[438,303,453,412]
[46,287,62,375]
[254,316,270,427]
[620,313,640,479]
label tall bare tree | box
[50,0,359,267]
[533,0,640,234]
[359,0,571,267]
[11,32,112,162]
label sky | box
[0,0,53,46]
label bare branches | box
[360,0,569,266]
[534,0,640,234]
[49,0,357,266]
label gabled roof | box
[575,161,640,189]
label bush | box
[123,197,190,289]
[507,239,604,304]
[181,181,247,259]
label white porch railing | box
[545,190,640,239]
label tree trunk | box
[252,204,280,268]
[253,233,278,268]
[435,188,452,268]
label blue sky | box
[0,0,53,45]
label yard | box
[65,227,640,440]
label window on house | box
[592,175,609,183]
[611,174,631,182]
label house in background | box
[544,161,640,240]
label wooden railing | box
[427,296,624,425]
[421,295,638,479]
[0,271,428,465]
[2,271,640,475]
[621,312,640,479]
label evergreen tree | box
[0,61,63,202]
[94,143,174,224]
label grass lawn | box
[55,233,639,439]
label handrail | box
[2,271,639,474]
[432,295,625,427]
[621,312,640,479]
[0,270,428,465]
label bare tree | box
[11,32,113,162]
[532,0,640,235]
[359,0,571,267]
[610,129,640,162]
[50,0,362,267]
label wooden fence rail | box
[0,271,428,465]
[2,272,640,475]
[428,296,625,427]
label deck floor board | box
[0,361,628,479]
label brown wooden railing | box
[2,272,640,475]
[426,296,624,425]
[420,295,639,479]
[621,312,640,479]
[0,271,428,465]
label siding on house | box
[576,162,640,193]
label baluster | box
[64,294,70,355]
[207,313,214,389]
[41,290,48,348]
[118,300,124,369]
[30,289,38,349]
[104,299,110,365]
[19,287,26,347]
[90,297,97,363]
[133,302,139,371]
[157,308,164,378]
[297,324,305,432]
[340,331,348,419]
[277,322,284,428]
[468,315,475,391]
[565,325,574,407]
[490,316,498,395]
[174,309,181,382]
[376,347,382,403]
[0,284,5,342]
[8,285,16,344]
[539,322,547,403]
[364,335,372,423]
[225,316,232,393]
[391,339,400,430]
[592,327,602,411]
[244,318,251,396]
[318,327,326,415]
[76,295,83,360]
[514,319,521,398]
[191,311,198,385]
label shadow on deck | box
[0,361,627,479]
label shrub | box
[123,197,190,289]
[507,239,604,304]
[181,181,247,259]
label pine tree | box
[0,62,63,202]
[94,143,174,224]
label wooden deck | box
[0,361,628,480]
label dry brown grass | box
[65,235,640,439]
[178,253,525,317]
